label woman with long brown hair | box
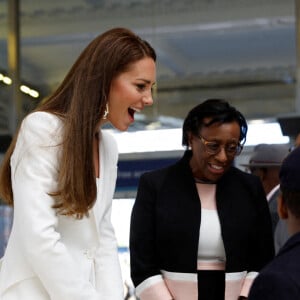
[0,27,156,299]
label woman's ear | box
[277,194,288,219]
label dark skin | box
[188,119,241,183]
[250,166,280,196]
[278,194,300,236]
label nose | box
[215,147,228,162]
[143,93,153,106]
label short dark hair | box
[279,146,300,218]
[280,189,300,218]
[182,99,248,147]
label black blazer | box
[130,150,275,287]
[248,232,300,299]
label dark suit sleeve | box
[218,170,275,274]
[248,272,300,300]
[129,173,160,287]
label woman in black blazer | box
[130,99,274,300]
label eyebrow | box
[137,78,156,85]
[204,137,239,144]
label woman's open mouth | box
[128,107,141,121]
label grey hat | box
[241,143,289,168]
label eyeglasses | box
[196,134,243,157]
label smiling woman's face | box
[105,57,156,131]
[189,119,241,183]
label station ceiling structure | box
[0,0,298,134]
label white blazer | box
[0,112,124,299]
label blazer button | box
[84,248,95,259]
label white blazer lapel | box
[91,130,118,238]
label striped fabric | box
[135,270,257,300]
[197,260,226,270]
[135,275,173,300]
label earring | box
[102,103,109,119]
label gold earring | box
[102,103,109,119]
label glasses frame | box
[196,134,244,157]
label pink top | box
[196,183,226,271]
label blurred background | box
[1,0,300,298]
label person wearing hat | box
[248,146,300,299]
[241,144,289,233]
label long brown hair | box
[0,27,156,218]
